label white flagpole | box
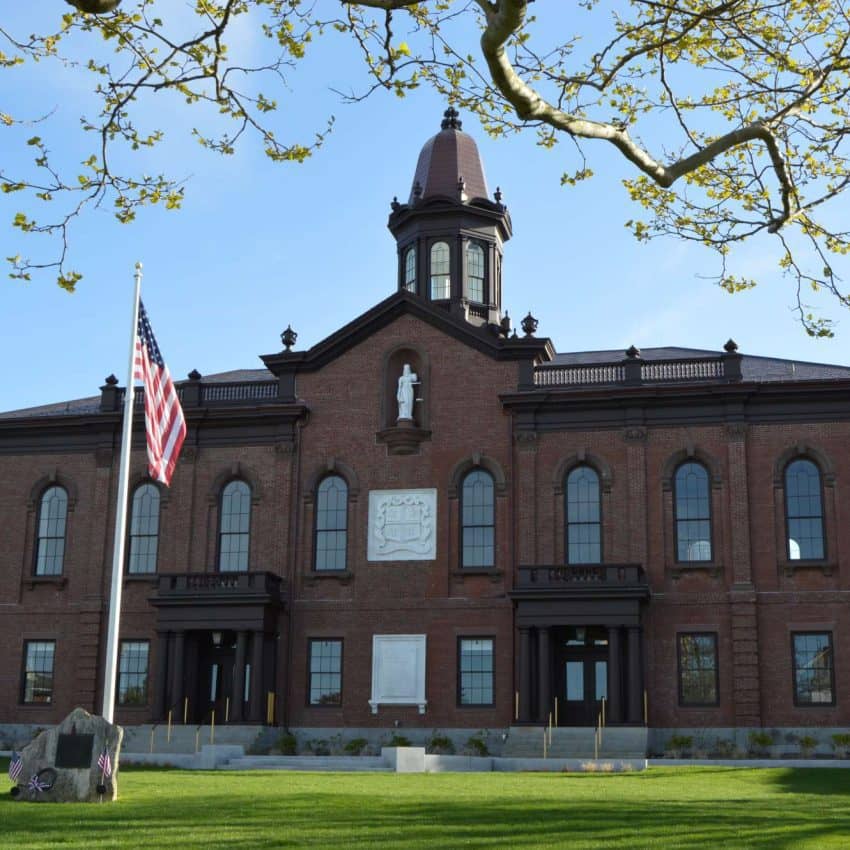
[101,262,143,722]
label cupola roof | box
[408,107,489,203]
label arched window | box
[674,462,712,562]
[430,241,451,300]
[315,475,348,571]
[466,242,485,303]
[785,459,825,560]
[461,469,495,568]
[403,246,417,293]
[566,466,601,564]
[35,486,68,576]
[128,483,160,574]
[218,480,251,572]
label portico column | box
[537,627,552,724]
[153,631,169,721]
[172,631,185,720]
[626,626,642,723]
[607,626,623,724]
[232,630,248,723]
[249,631,264,722]
[518,628,532,722]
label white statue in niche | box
[396,363,420,422]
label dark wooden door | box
[558,651,607,726]
[197,632,236,723]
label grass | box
[1,763,849,849]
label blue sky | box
[2,4,849,413]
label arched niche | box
[381,344,430,430]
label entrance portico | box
[511,565,649,726]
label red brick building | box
[2,109,849,750]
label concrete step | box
[222,755,392,772]
[503,726,647,759]
[121,724,268,754]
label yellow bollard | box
[167,710,173,743]
[149,727,155,754]
[225,697,230,724]
[543,728,547,759]
[515,691,519,722]
[211,710,215,745]
[194,728,200,754]
[183,697,188,725]
[644,690,648,725]
[548,712,553,746]
[602,697,606,729]
[554,697,558,728]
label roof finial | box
[441,106,462,131]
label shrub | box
[667,735,693,757]
[831,733,850,757]
[344,737,368,756]
[465,733,489,757]
[798,735,818,757]
[428,734,455,755]
[388,733,411,748]
[713,739,735,758]
[747,731,773,756]
[307,738,331,756]
[277,731,297,755]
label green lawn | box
[2,764,849,849]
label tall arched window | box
[315,475,348,571]
[785,459,825,560]
[35,486,68,576]
[430,241,451,300]
[218,480,251,572]
[566,466,601,564]
[403,246,417,293]
[461,469,495,568]
[674,462,712,562]
[466,242,485,303]
[128,483,160,574]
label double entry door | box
[556,627,608,726]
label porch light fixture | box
[212,632,222,647]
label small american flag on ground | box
[8,750,22,783]
[97,746,113,779]
[134,300,186,487]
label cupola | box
[388,108,512,328]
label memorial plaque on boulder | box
[9,707,123,803]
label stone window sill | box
[25,575,67,590]
[304,570,353,586]
[781,560,836,577]
[451,568,503,584]
[670,563,723,580]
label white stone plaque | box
[368,489,437,561]
[369,634,427,714]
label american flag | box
[8,750,22,783]
[134,300,186,487]
[97,746,113,779]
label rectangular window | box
[458,638,494,706]
[792,632,834,705]
[118,640,150,706]
[22,640,55,704]
[308,639,342,706]
[677,633,719,706]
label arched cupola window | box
[566,466,601,564]
[785,459,825,560]
[674,462,712,562]
[430,242,451,300]
[461,469,495,568]
[128,483,160,574]
[35,485,68,576]
[315,475,348,571]
[403,246,417,293]
[466,242,485,303]
[218,480,251,572]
